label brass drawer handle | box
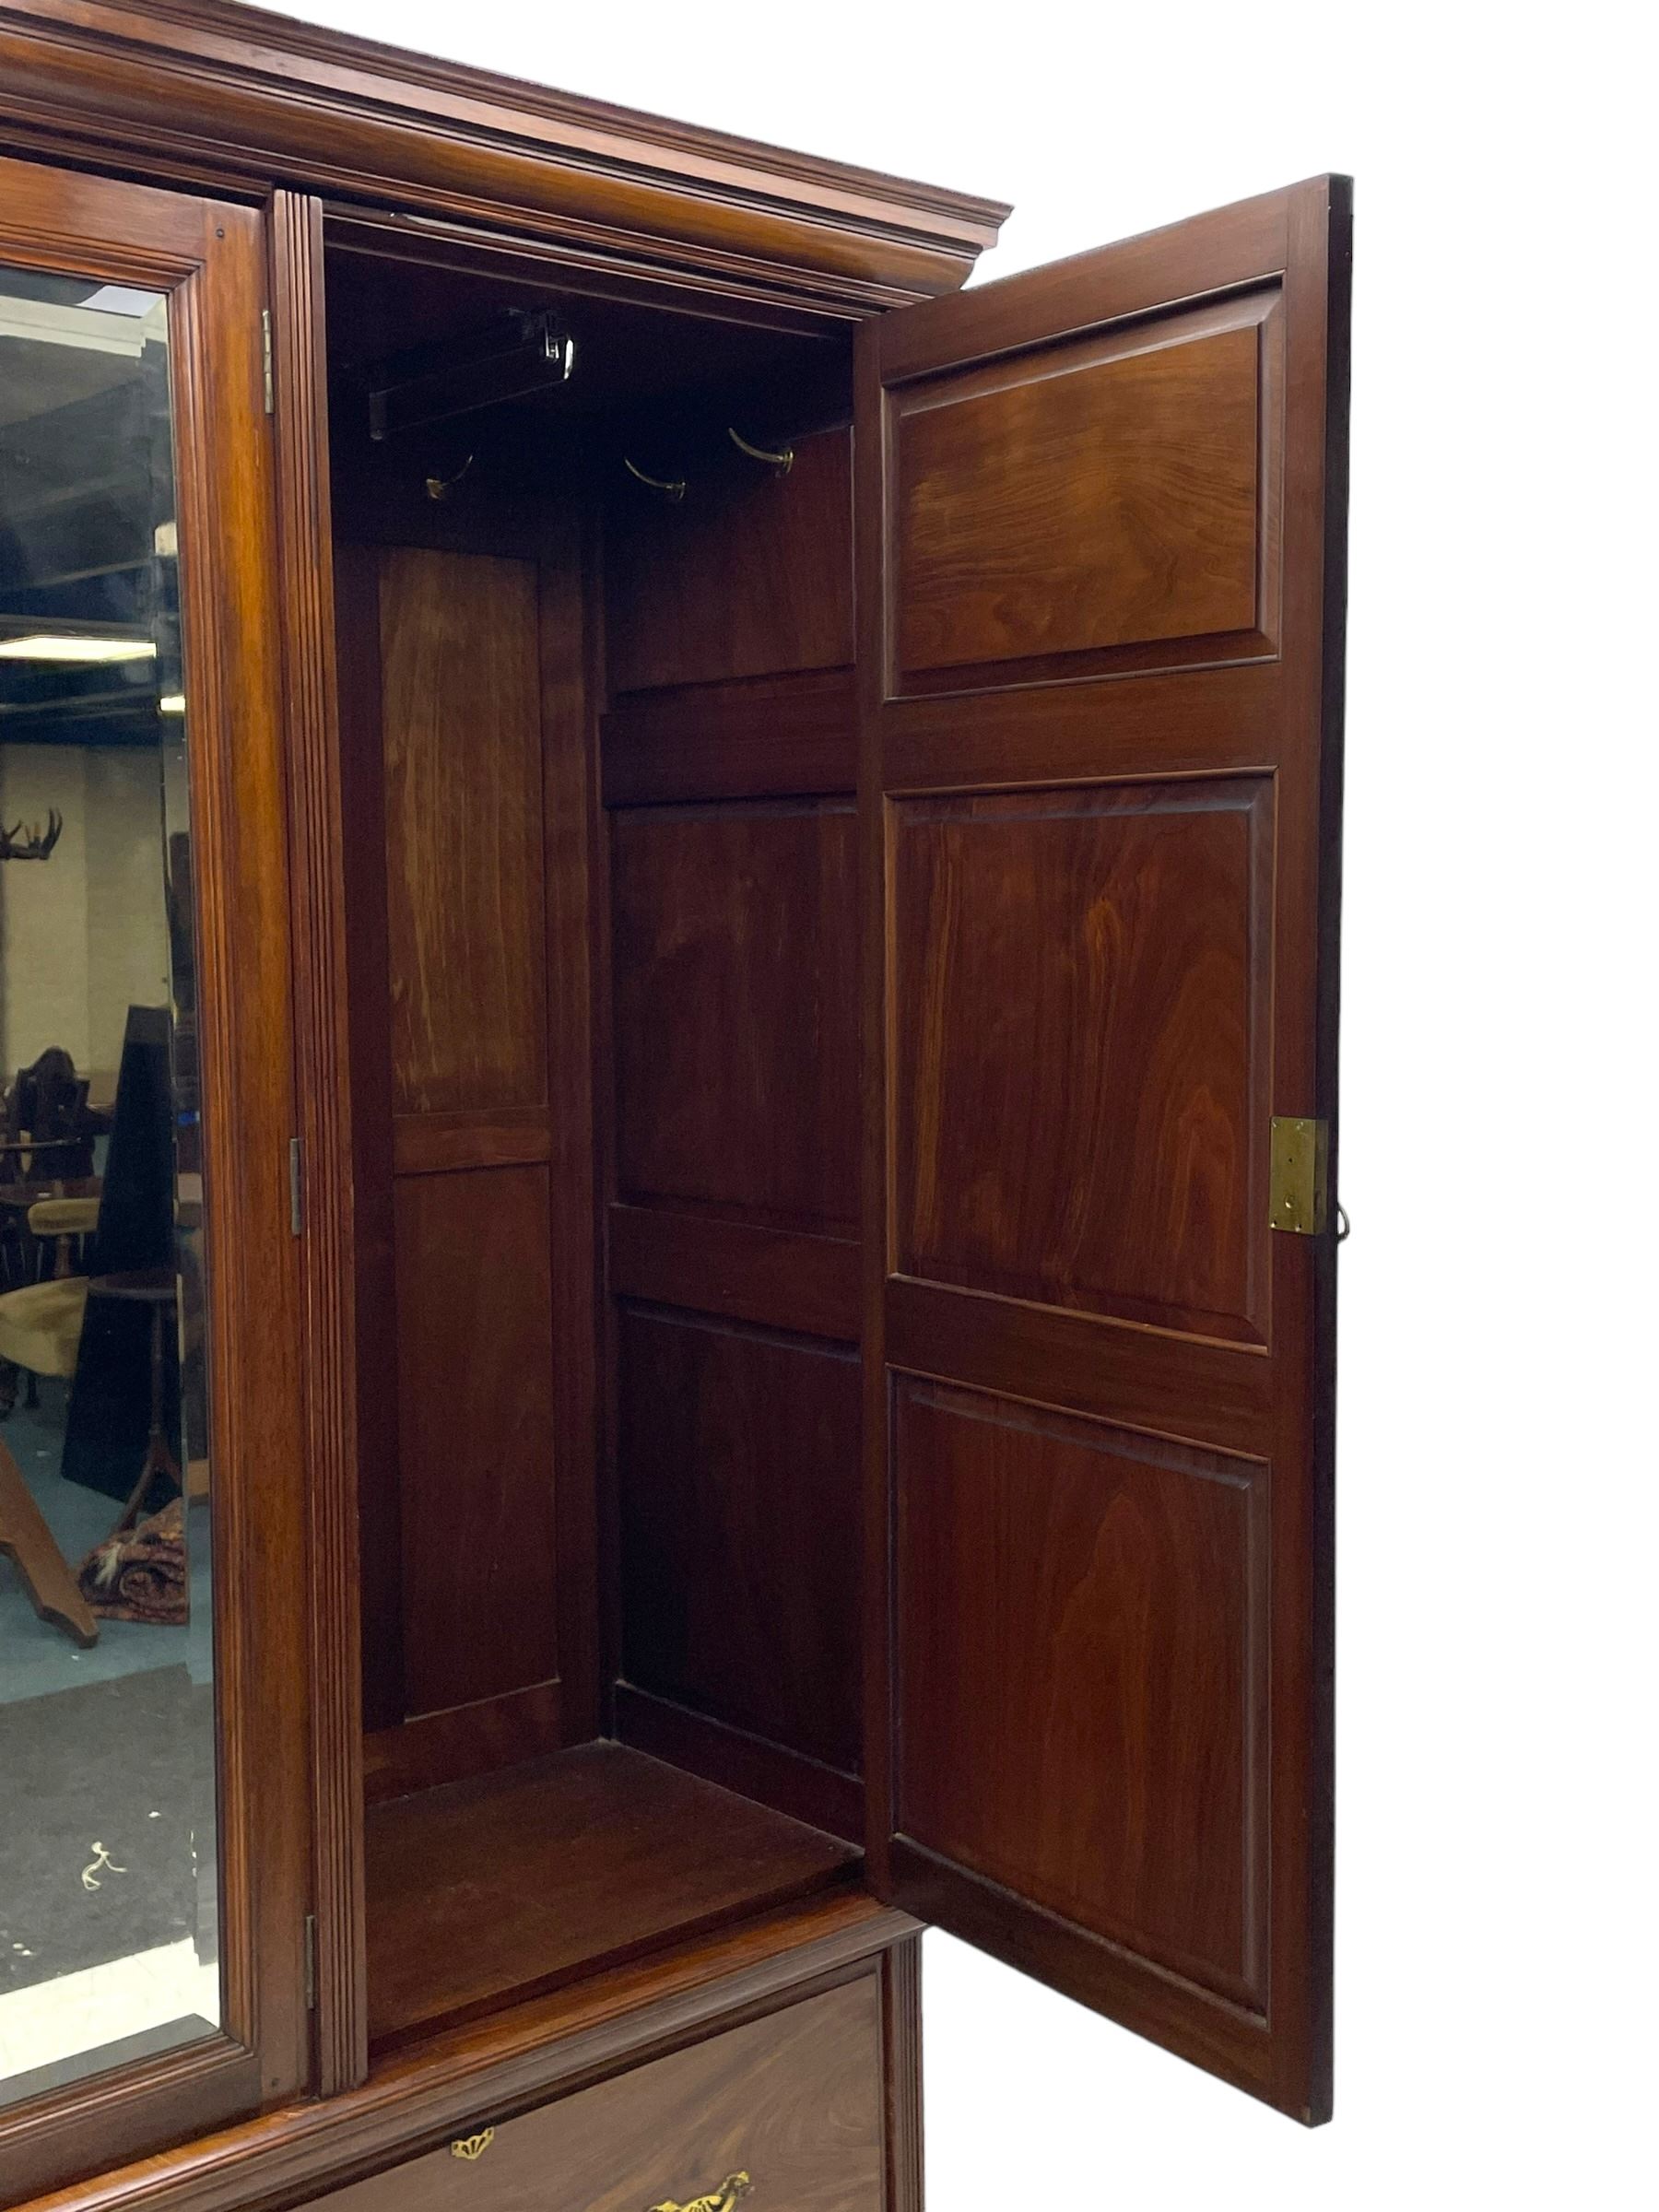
[451,2130,496,2162]
[648,2173,752,2212]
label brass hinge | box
[1269,1115,1329,1235]
[261,308,274,414]
[303,1913,316,2008]
[288,1136,303,1237]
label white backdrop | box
[272,4,1655,2201]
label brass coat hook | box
[727,426,794,474]
[623,455,687,502]
[425,453,474,502]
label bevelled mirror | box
[0,265,218,2104]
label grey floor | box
[0,1379,218,2005]
[0,1378,212,1703]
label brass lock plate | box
[1268,1115,1328,1235]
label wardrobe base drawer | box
[312,1973,887,2212]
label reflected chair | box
[0,1046,95,1292]
[0,1195,101,1410]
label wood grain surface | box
[392,1164,559,1719]
[858,177,1349,2123]
[607,429,853,693]
[315,1974,885,2212]
[364,1744,859,2045]
[612,799,859,1235]
[897,314,1261,675]
[381,546,547,1118]
[892,776,1270,1341]
[618,1306,863,1778]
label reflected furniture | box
[0,1051,95,1187]
[60,1006,181,1502]
[0,1263,89,1397]
[83,1265,182,1530]
[0,1433,99,1646]
[0,2,1349,2205]
[25,1192,101,1277]
[0,1185,100,1410]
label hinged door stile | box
[266,187,369,2097]
[857,177,1349,2123]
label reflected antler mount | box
[0,810,64,861]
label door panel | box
[859,177,1348,2122]
[894,1379,1267,2006]
[0,155,309,2196]
[891,776,1271,1341]
[891,291,1279,685]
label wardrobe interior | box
[322,224,867,2052]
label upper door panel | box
[889,287,1282,689]
[858,177,1349,2124]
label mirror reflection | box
[0,266,218,2102]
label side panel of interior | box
[601,422,865,1841]
[335,496,599,1799]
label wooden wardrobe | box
[0,3,1349,2205]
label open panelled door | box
[857,178,1349,2123]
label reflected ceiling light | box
[159,694,186,715]
[0,634,157,663]
[81,285,160,316]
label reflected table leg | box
[0,1433,99,1647]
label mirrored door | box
[0,259,218,2106]
[0,157,310,2195]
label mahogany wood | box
[611,798,859,1236]
[341,512,599,1771]
[858,177,1349,2124]
[391,1108,552,1178]
[317,236,838,418]
[392,1164,559,1720]
[335,538,405,1738]
[602,670,857,807]
[363,1744,859,2047]
[891,292,1278,688]
[881,1938,924,2212]
[0,2,1007,317]
[268,184,368,2096]
[615,1685,865,1847]
[882,660,1283,794]
[26,1895,918,2212]
[895,1378,1267,2003]
[596,407,865,1838]
[363,1685,566,1807]
[381,547,548,1119]
[879,185,1286,382]
[618,1305,863,1781]
[891,776,1271,1342]
[607,429,854,692]
[887,1275,1274,1457]
[322,205,842,342]
[0,154,312,2200]
[0,31,1350,2194]
[608,1205,860,1343]
[536,514,604,1749]
[318,1976,885,2212]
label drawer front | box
[317,1976,886,2212]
